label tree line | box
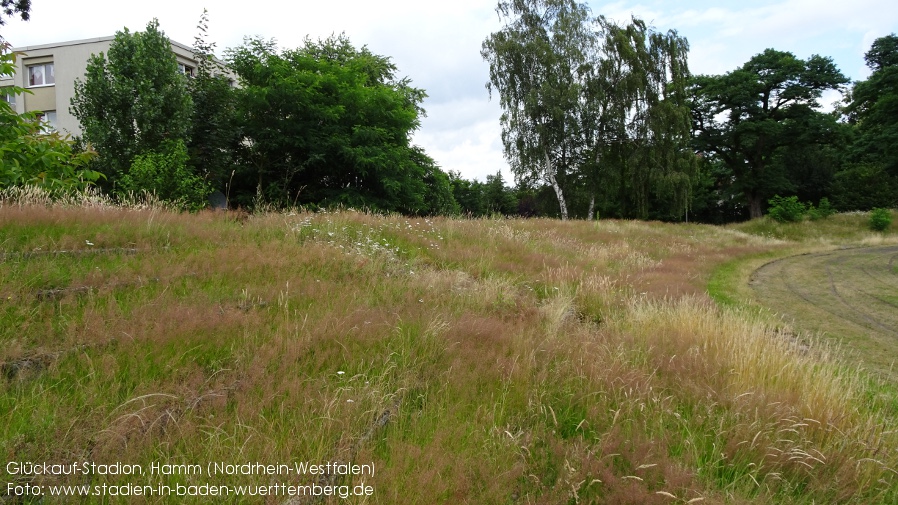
[2,2,896,221]
[482,0,897,222]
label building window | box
[178,63,195,78]
[1,87,15,108]
[35,110,57,132]
[28,63,55,87]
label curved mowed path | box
[750,245,898,376]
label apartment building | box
[0,36,200,136]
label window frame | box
[177,63,195,78]
[1,87,15,108]
[27,62,55,88]
[35,110,58,133]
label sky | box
[2,0,897,182]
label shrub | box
[869,208,893,231]
[830,163,898,211]
[767,195,805,223]
[116,139,211,211]
[807,197,836,221]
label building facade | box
[0,36,199,137]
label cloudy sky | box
[3,0,897,182]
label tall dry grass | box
[1,200,896,503]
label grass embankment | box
[2,197,897,503]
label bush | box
[807,197,836,221]
[116,140,211,211]
[767,195,805,223]
[869,208,893,231]
[830,163,898,211]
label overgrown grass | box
[2,192,897,503]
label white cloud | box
[414,98,508,183]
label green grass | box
[2,193,898,503]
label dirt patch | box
[751,245,898,378]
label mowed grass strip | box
[1,202,897,503]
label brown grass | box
[1,200,896,503]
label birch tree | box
[483,0,695,220]
[482,0,592,220]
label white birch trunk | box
[544,151,568,220]
[587,195,595,221]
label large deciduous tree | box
[691,49,848,219]
[226,35,438,213]
[70,19,192,181]
[482,0,695,220]
[582,16,694,219]
[846,34,898,176]
[482,0,591,220]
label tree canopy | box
[6,8,894,221]
[226,35,441,213]
[186,9,239,192]
[846,34,898,175]
[0,0,29,28]
[482,0,695,220]
[70,19,192,181]
[691,49,848,218]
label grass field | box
[750,245,898,380]
[2,193,898,504]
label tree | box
[581,16,694,219]
[482,0,592,220]
[449,171,486,216]
[483,171,518,215]
[691,49,848,219]
[482,1,695,220]
[829,162,898,210]
[414,147,459,216]
[70,19,192,182]
[226,35,436,213]
[186,9,238,193]
[845,34,898,176]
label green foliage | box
[70,19,192,182]
[806,197,835,221]
[0,45,102,193]
[482,1,695,220]
[483,171,517,215]
[449,170,485,216]
[186,9,238,192]
[869,208,893,231]
[226,34,436,213]
[692,49,849,218]
[414,147,459,216]
[767,195,806,223]
[829,163,898,211]
[846,34,898,175]
[0,0,30,27]
[116,140,210,211]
